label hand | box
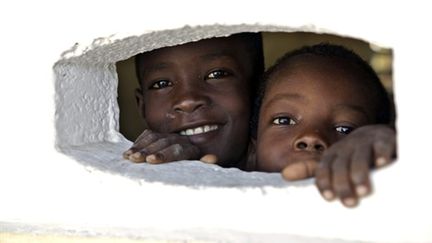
[123,129,201,164]
[316,124,396,207]
[282,124,396,208]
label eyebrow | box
[200,51,236,61]
[332,104,371,120]
[143,62,171,73]
[262,93,305,110]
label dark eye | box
[335,126,354,135]
[272,117,297,125]
[206,70,231,80]
[149,80,173,90]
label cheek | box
[213,85,251,122]
[256,131,294,172]
[143,97,169,131]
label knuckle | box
[157,137,170,147]
[315,176,330,188]
[145,132,158,141]
[171,144,184,157]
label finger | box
[146,144,200,164]
[123,149,134,160]
[142,135,193,156]
[332,154,358,208]
[282,160,318,181]
[200,154,218,164]
[315,153,336,201]
[128,130,160,153]
[373,138,396,168]
[134,129,153,142]
[129,151,146,163]
[350,145,373,198]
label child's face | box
[256,56,377,172]
[136,37,254,166]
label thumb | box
[282,160,318,181]
[200,154,218,164]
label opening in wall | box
[55,25,395,187]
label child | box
[253,43,395,206]
[123,33,264,169]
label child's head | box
[135,33,263,167]
[255,43,391,172]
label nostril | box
[314,144,325,152]
[295,137,327,152]
[296,141,308,149]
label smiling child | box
[123,33,264,169]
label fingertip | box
[130,152,146,163]
[123,149,133,159]
[200,154,218,164]
[342,197,358,208]
[322,190,335,201]
[146,154,163,164]
[355,185,370,197]
[281,164,302,181]
[375,156,388,167]
[282,160,317,181]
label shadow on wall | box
[117,31,393,141]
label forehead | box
[268,55,368,93]
[263,55,375,110]
[137,36,251,67]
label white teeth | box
[194,127,203,134]
[203,126,210,133]
[180,125,219,136]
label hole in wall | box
[117,31,394,141]
[54,25,395,188]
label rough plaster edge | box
[57,24,384,65]
[57,141,312,188]
[53,23,395,188]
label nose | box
[172,88,210,114]
[294,133,328,152]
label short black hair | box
[135,32,264,96]
[251,43,393,138]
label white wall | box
[1,1,431,242]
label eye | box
[149,80,173,90]
[205,69,231,80]
[272,116,297,125]
[335,126,354,135]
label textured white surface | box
[1,1,432,242]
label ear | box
[135,88,146,119]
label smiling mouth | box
[179,125,219,136]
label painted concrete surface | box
[1,1,432,242]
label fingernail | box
[356,185,369,197]
[376,157,387,167]
[146,154,163,164]
[146,154,156,163]
[130,152,145,162]
[200,154,218,164]
[322,190,335,201]
[343,198,358,207]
